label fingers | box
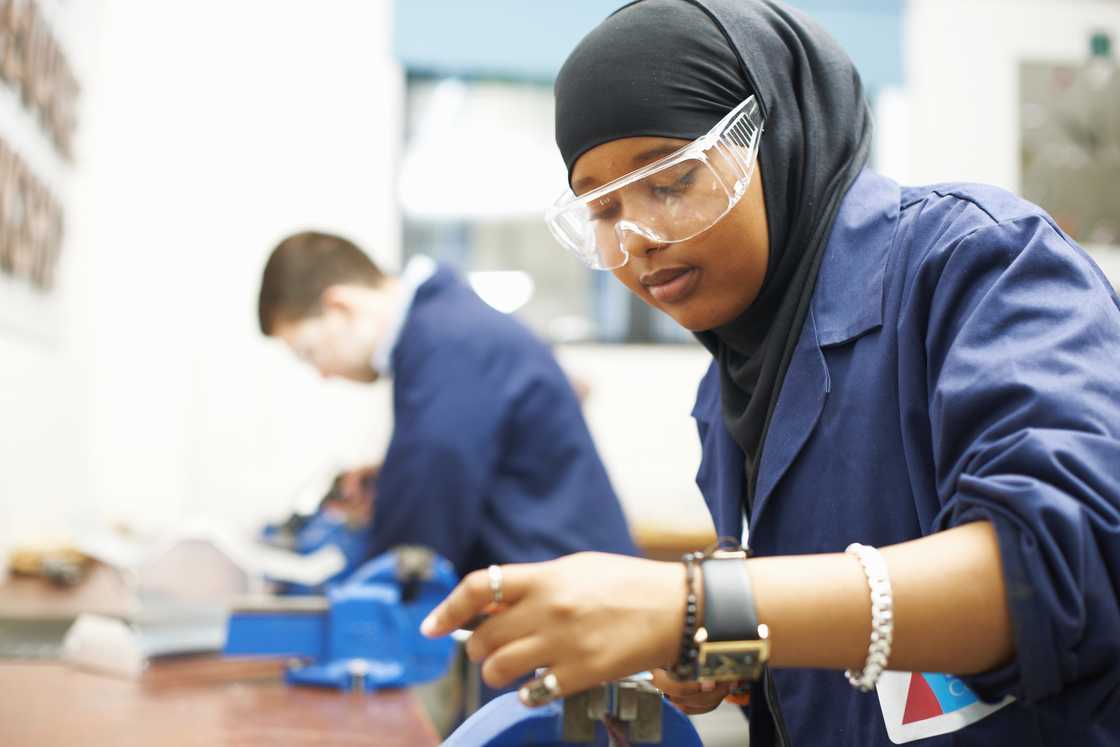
[649,668,704,697]
[464,600,541,663]
[420,568,492,637]
[672,698,729,715]
[666,681,734,715]
[512,665,733,714]
[649,669,737,714]
[480,635,552,689]
[649,669,723,696]
[517,663,603,709]
[421,563,534,637]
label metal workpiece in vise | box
[443,675,703,746]
[222,546,457,691]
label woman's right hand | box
[650,668,735,715]
[422,553,689,699]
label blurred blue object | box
[261,508,372,595]
[223,546,457,691]
[443,678,702,746]
[260,465,377,595]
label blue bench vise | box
[223,546,456,691]
[260,504,374,595]
[443,675,703,746]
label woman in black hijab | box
[425,2,1120,745]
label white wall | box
[904,0,1120,190]
[10,0,1119,552]
[2,0,717,548]
[557,345,715,535]
[73,1,403,532]
[0,1,97,548]
[878,0,1120,290]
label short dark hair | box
[258,231,386,334]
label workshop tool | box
[260,487,374,595]
[8,544,89,587]
[442,674,704,746]
[223,546,456,691]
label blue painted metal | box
[223,607,327,660]
[223,548,457,691]
[261,509,373,595]
[443,688,703,746]
[444,696,566,746]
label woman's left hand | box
[650,669,736,714]
[421,552,688,701]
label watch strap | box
[700,555,760,641]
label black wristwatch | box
[695,549,770,682]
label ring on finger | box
[519,670,562,706]
[487,564,503,605]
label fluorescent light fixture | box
[468,270,534,314]
[399,80,565,219]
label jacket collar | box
[750,169,901,531]
[812,169,900,347]
[373,255,438,377]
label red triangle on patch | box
[902,673,943,724]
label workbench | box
[0,567,442,747]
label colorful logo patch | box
[877,671,1014,744]
[901,673,978,723]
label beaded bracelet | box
[671,551,702,680]
[844,542,894,692]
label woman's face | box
[570,136,769,332]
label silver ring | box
[519,670,562,706]
[487,564,503,605]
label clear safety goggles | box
[546,96,763,270]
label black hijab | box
[555,0,872,505]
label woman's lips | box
[640,266,700,304]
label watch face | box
[697,641,768,682]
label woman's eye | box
[650,166,698,198]
[589,201,620,222]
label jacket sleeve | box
[368,340,504,577]
[924,214,1120,718]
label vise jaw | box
[441,672,703,746]
[223,545,457,691]
[563,676,663,743]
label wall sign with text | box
[0,0,78,296]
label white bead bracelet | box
[844,542,894,692]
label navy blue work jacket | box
[694,170,1120,745]
[370,265,637,579]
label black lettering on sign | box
[0,139,13,274]
[0,0,81,161]
[0,135,65,291]
[0,0,76,291]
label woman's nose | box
[615,219,665,259]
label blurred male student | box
[257,231,636,577]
